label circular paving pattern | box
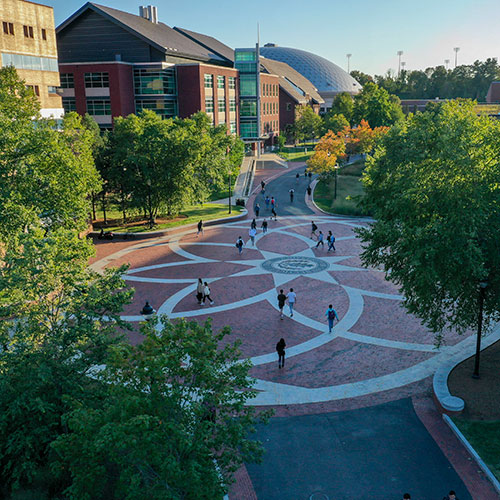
[261,256,328,274]
[91,215,479,408]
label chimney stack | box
[139,5,158,23]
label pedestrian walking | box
[236,236,244,254]
[265,196,270,210]
[307,185,312,198]
[304,169,307,178]
[289,188,294,203]
[287,288,296,317]
[327,231,336,252]
[197,220,204,237]
[261,218,268,233]
[261,180,266,193]
[271,197,275,209]
[202,281,214,305]
[254,203,260,217]
[310,221,318,240]
[271,207,277,221]
[308,171,312,181]
[249,226,257,246]
[277,289,286,319]
[196,278,204,305]
[251,218,257,230]
[325,304,339,333]
[276,338,286,369]
[402,494,411,500]
[316,231,324,248]
[442,491,458,500]
[295,172,300,183]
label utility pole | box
[397,50,403,76]
[454,47,460,68]
[346,53,352,74]
[444,59,450,70]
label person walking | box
[202,281,214,305]
[295,172,300,183]
[310,221,318,240]
[276,338,286,369]
[265,195,270,210]
[251,218,257,230]
[327,231,336,252]
[254,203,260,217]
[261,218,268,233]
[325,304,339,333]
[308,171,312,181]
[236,236,244,254]
[307,185,312,198]
[271,206,277,221]
[261,180,266,193]
[316,230,325,248]
[196,278,204,305]
[289,188,294,203]
[249,226,257,246]
[287,288,296,317]
[197,220,204,237]
[304,169,308,178]
[271,197,276,210]
[442,491,458,500]
[277,289,287,319]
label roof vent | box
[264,43,277,47]
[139,5,158,23]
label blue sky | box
[46,0,500,75]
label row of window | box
[263,101,278,115]
[205,97,236,113]
[134,67,176,95]
[2,21,48,40]
[26,84,58,97]
[1,52,58,72]
[263,83,278,97]
[263,121,278,134]
[204,74,236,90]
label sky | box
[45,0,500,76]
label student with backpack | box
[276,338,286,369]
[310,221,318,240]
[236,236,244,254]
[325,304,339,333]
[327,231,336,252]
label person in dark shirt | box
[276,338,286,369]
[277,289,286,319]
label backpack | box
[312,224,317,231]
[328,309,336,320]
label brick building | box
[0,0,63,118]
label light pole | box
[444,59,450,70]
[472,280,488,379]
[228,170,232,214]
[454,47,460,68]
[346,53,352,74]
[400,61,406,74]
[397,50,403,76]
[334,164,339,200]
[140,301,156,321]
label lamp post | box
[472,280,488,379]
[397,50,403,76]
[140,301,156,321]
[228,170,232,214]
[346,53,352,74]
[334,164,339,200]
[454,47,460,68]
[444,59,450,70]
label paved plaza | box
[91,167,499,500]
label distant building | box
[0,0,63,119]
[486,81,500,103]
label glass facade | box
[84,72,109,88]
[235,51,256,62]
[240,122,258,138]
[135,98,177,118]
[229,97,236,112]
[62,97,76,113]
[60,73,74,89]
[236,48,260,142]
[218,97,226,113]
[239,74,256,96]
[86,99,111,115]
[134,67,176,95]
[217,75,225,89]
[205,97,214,113]
[1,52,58,72]
[240,100,256,117]
[204,74,213,88]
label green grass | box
[452,418,500,481]
[340,160,365,177]
[313,175,369,216]
[278,151,315,162]
[98,203,243,233]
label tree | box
[323,113,350,135]
[294,104,322,143]
[353,82,403,128]
[306,130,346,179]
[357,100,500,344]
[350,70,373,86]
[53,318,270,500]
[329,93,354,123]
[342,119,389,155]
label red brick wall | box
[279,87,296,131]
[260,73,279,142]
[176,65,202,118]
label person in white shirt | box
[202,282,214,305]
[249,227,257,246]
[286,288,297,317]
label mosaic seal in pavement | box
[261,256,328,275]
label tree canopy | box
[293,104,323,142]
[358,100,500,343]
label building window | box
[134,67,176,95]
[48,86,58,95]
[218,97,226,113]
[135,98,177,118]
[62,97,76,113]
[240,74,256,96]
[230,121,237,134]
[41,28,47,40]
[1,53,58,71]
[23,25,34,38]
[219,116,226,125]
[217,75,225,89]
[240,121,257,138]
[229,97,236,112]
[60,73,74,89]
[235,51,256,62]
[3,22,14,35]
[84,72,109,88]
[204,74,213,88]
[86,99,111,115]
[205,97,214,113]
[240,100,256,117]
[228,76,236,90]
[26,85,39,96]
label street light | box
[472,280,488,379]
[397,50,403,76]
[140,301,156,321]
[334,164,340,200]
[401,61,406,73]
[453,47,460,68]
[346,53,352,74]
[444,59,450,70]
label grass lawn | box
[95,203,243,233]
[278,150,315,162]
[452,418,500,481]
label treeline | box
[351,57,500,100]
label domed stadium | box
[260,44,361,109]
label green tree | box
[353,82,403,127]
[294,104,323,143]
[53,318,270,500]
[329,93,354,123]
[323,113,350,135]
[350,70,373,86]
[358,100,500,344]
